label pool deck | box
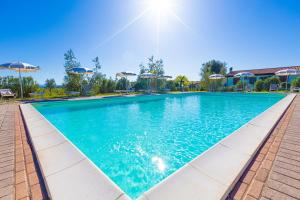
[0,93,299,200]
[228,95,300,200]
[0,103,45,200]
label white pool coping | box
[138,93,296,200]
[20,104,131,200]
[20,93,296,200]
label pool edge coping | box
[138,93,296,200]
[20,104,131,200]
[19,93,295,200]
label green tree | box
[292,77,300,87]
[200,60,227,90]
[106,78,116,92]
[175,75,189,91]
[135,56,165,91]
[236,80,243,90]
[116,78,129,90]
[165,80,176,91]
[90,74,104,95]
[64,49,81,72]
[149,56,165,90]
[45,78,56,94]
[63,49,81,92]
[264,76,280,90]
[89,56,106,95]
[22,77,39,97]
[254,80,264,91]
[134,64,149,90]
[92,56,101,73]
[147,56,164,75]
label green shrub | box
[39,88,66,99]
[254,80,264,91]
[0,76,38,97]
[236,80,243,90]
[224,86,234,92]
[45,78,56,94]
[165,80,176,91]
[254,76,280,91]
[116,78,129,90]
[264,76,280,90]
[64,74,81,92]
[292,77,300,87]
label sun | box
[95,0,190,51]
[147,0,174,15]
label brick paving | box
[0,104,15,200]
[0,103,46,200]
[228,95,300,200]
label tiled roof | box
[227,66,300,77]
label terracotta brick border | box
[228,95,299,200]
[15,106,47,200]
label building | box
[226,66,300,89]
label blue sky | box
[0,0,300,84]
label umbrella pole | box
[125,76,128,91]
[214,80,216,92]
[286,75,288,90]
[147,79,149,93]
[80,78,82,95]
[126,76,129,93]
[18,68,23,99]
[243,77,245,92]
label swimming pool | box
[33,93,285,199]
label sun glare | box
[148,0,173,13]
[95,0,192,51]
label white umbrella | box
[68,67,94,75]
[209,74,225,91]
[140,72,155,79]
[234,72,254,77]
[275,69,300,90]
[116,71,137,90]
[275,69,300,76]
[209,74,225,80]
[234,72,254,91]
[0,62,40,98]
[157,75,172,80]
[120,71,137,76]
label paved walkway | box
[0,104,15,199]
[0,103,45,200]
[229,95,300,200]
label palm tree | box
[175,75,189,92]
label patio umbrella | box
[234,72,254,91]
[209,74,225,80]
[116,71,137,90]
[0,62,40,98]
[67,67,94,75]
[275,69,300,90]
[67,67,94,95]
[140,72,156,79]
[157,75,173,80]
[140,72,155,92]
[209,74,225,91]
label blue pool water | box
[33,93,285,199]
